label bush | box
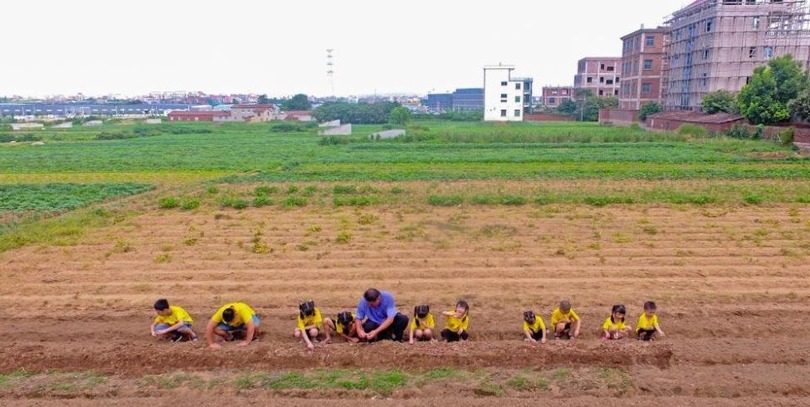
[270,122,309,133]
[725,123,751,139]
[639,102,662,121]
[676,123,708,138]
[158,196,179,209]
[319,135,351,145]
[779,127,795,145]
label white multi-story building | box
[483,65,525,122]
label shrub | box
[158,196,179,209]
[180,198,200,210]
[639,102,662,121]
[779,127,795,145]
[725,123,751,139]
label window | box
[702,73,708,87]
[614,90,619,96]
[643,59,653,70]
[548,97,556,104]
[642,83,652,94]
[704,49,710,60]
[500,109,507,117]
[587,77,593,83]
[600,63,605,70]
[646,35,655,47]
[600,77,605,83]
[764,46,774,59]
[607,66,615,72]
[500,93,507,102]
[753,16,760,29]
[514,109,521,117]
[500,81,507,86]
[515,83,521,90]
[515,96,521,103]
[599,90,604,96]
[706,18,713,32]
[749,47,756,58]
[561,89,568,95]
[606,79,614,85]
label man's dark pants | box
[362,313,409,342]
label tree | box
[557,99,578,115]
[738,54,808,125]
[701,90,737,114]
[281,94,312,111]
[639,102,662,121]
[388,106,411,126]
[789,89,810,121]
[258,94,271,105]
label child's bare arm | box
[655,324,666,336]
[524,330,536,342]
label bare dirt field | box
[2,187,809,405]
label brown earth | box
[1,194,809,405]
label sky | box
[2,0,693,98]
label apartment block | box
[540,86,575,108]
[620,26,668,110]
[663,0,810,111]
[573,57,622,97]
[483,65,528,121]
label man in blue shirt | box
[354,288,409,342]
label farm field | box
[1,121,809,405]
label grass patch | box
[428,194,463,206]
[0,183,153,211]
[0,207,127,252]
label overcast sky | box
[3,0,692,98]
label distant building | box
[167,111,228,122]
[662,0,810,111]
[483,65,528,122]
[573,57,622,97]
[452,88,484,111]
[425,93,454,113]
[540,86,575,108]
[227,104,278,122]
[620,26,667,110]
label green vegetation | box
[0,183,153,211]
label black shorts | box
[637,329,656,341]
[530,330,545,341]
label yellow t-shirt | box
[602,317,628,331]
[410,314,435,330]
[335,313,355,335]
[550,308,580,326]
[636,313,659,332]
[523,317,546,333]
[154,305,193,325]
[297,308,323,330]
[211,302,256,327]
[444,312,470,332]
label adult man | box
[205,301,261,350]
[354,288,409,342]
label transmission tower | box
[326,48,335,96]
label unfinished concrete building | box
[663,0,810,111]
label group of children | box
[150,298,665,349]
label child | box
[522,310,547,343]
[150,298,198,342]
[294,300,329,351]
[441,300,470,342]
[636,301,666,341]
[409,304,436,343]
[601,304,632,340]
[324,311,359,343]
[551,299,581,340]
[206,301,261,350]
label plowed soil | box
[2,195,809,405]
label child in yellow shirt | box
[522,310,547,343]
[636,301,666,341]
[324,311,359,343]
[150,298,198,342]
[551,299,581,340]
[441,300,470,342]
[294,300,329,351]
[409,304,436,343]
[601,304,632,340]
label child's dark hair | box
[611,304,626,323]
[643,301,657,311]
[523,310,536,323]
[299,300,315,318]
[337,311,353,327]
[154,298,170,311]
[364,288,381,302]
[414,304,430,318]
[456,300,469,313]
[560,300,572,312]
[222,307,235,322]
